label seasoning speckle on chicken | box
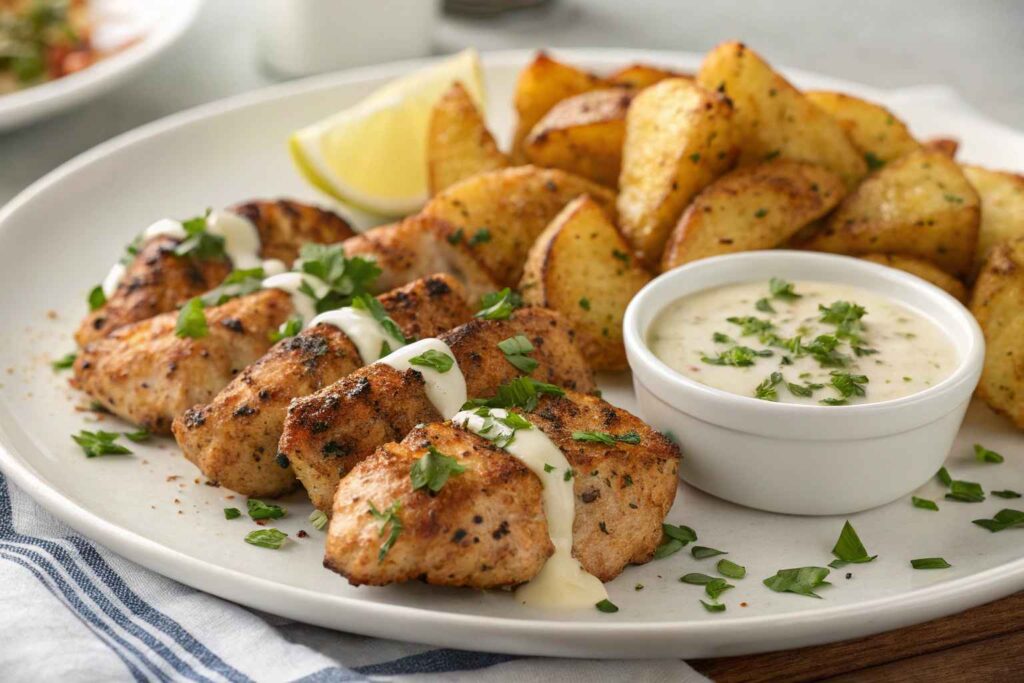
[323,390,680,588]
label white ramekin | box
[623,251,984,515]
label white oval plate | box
[0,50,1023,660]
[0,0,203,131]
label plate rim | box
[2,47,1023,658]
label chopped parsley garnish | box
[461,376,564,412]
[409,349,455,373]
[247,498,286,520]
[295,244,382,314]
[787,381,823,398]
[655,523,697,559]
[52,352,76,371]
[87,285,107,311]
[446,228,464,245]
[825,371,868,404]
[571,430,641,446]
[712,332,732,344]
[497,335,538,374]
[763,567,831,598]
[578,297,591,311]
[691,546,727,560]
[912,496,939,511]
[818,300,867,342]
[223,508,241,520]
[727,315,775,338]
[123,428,151,443]
[911,557,951,569]
[973,443,1004,464]
[754,371,783,401]
[755,297,775,313]
[936,467,952,486]
[754,208,768,218]
[543,463,555,473]
[972,508,1024,533]
[829,520,877,568]
[270,318,302,342]
[679,572,717,585]
[595,599,619,613]
[769,277,802,301]
[805,335,851,368]
[946,479,985,503]
[309,509,328,531]
[992,490,1022,499]
[175,210,226,260]
[467,228,491,246]
[563,469,575,482]
[410,445,467,493]
[864,152,885,171]
[476,288,522,320]
[701,600,726,613]
[705,578,734,601]
[717,559,746,579]
[175,297,209,339]
[701,345,772,367]
[72,430,132,458]
[245,528,287,549]
[368,501,403,561]
[612,249,630,263]
[351,294,407,345]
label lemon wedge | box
[290,49,485,217]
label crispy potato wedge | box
[805,91,920,167]
[924,137,959,158]
[962,165,1024,274]
[511,53,605,160]
[427,82,509,195]
[520,195,652,370]
[860,254,967,302]
[606,63,691,89]
[523,88,633,188]
[801,149,980,278]
[420,165,617,287]
[970,238,1024,429]
[617,78,738,267]
[697,42,867,188]
[661,159,845,270]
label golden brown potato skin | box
[173,275,473,497]
[805,91,921,165]
[800,149,980,279]
[962,165,1024,275]
[860,254,967,302]
[324,390,680,588]
[280,307,597,511]
[73,289,293,434]
[427,82,509,195]
[523,89,633,188]
[661,159,846,270]
[341,214,499,304]
[520,195,652,370]
[606,63,691,89]
[970,238,1024,429]
[76,200,354,347]
[511,53,605,161]
[617,78,738,267]
[420,166,617,287]
[697,42,867,189]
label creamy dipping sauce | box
[452,408,607,609]
[380,338,466,418]
[311,306,407,364]
[647,279,958,406]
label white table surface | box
[1,0,1021,209]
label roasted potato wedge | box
[607,63,691,89]
[697,42,866,188]
[801,149,980,278]
[860,253,967,302]
[924,137,959,158]
[970,238,1024,429]
[427,82,509,195]
[805,91,921,167]
[523,88,633,188]
[420,166,617,287]
[962,165,1024,273]
[511,53,605,160]
[661,159,845,270]
[520,195,652,370]
[617,78,738,267]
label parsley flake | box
[87,285,107,311]
[972,508,1024,532]
[369,501,403,560]
[497,334,538,374]
[245,528,287,549]
[175,297,209,339]
[717,559,746,579]
[476,288,522,321]
[763,567,831,598]
[309,509,329,531]
[829,521,876,568]
[409,349,455,373]
[754,372,783,401]
[410,445,467,493]
[247,498,286,520]
[72,430,132,458]
[572,430,641,446]
[973,443,1004,464]
[595,599,619,613]
[223,508,241,520]
[912,496,939,511]
[911,557,951,569]
[52,352,77,371]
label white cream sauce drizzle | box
[260,272,330,324]
[451,408,608,609]
[380,338,466,418]
[310,306,407,364]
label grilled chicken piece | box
[76,199,354,346]
[279,307,597,511]
[173,275,473,497]
[324,390,680,587]
[73,290,293,433]
[342,214,499,305]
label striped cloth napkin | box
[0,473,706,682]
